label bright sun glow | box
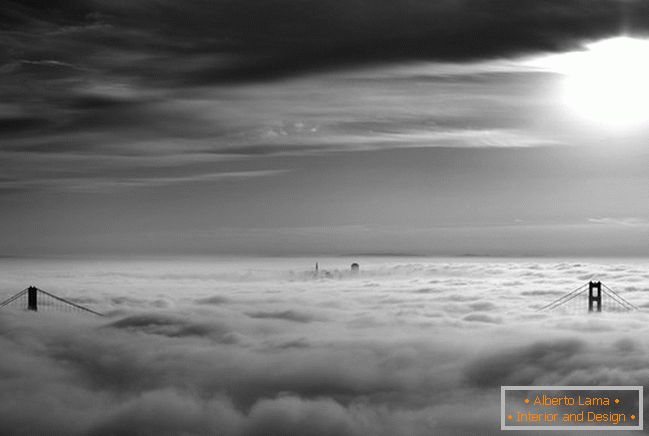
[531,37,649,130]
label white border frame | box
[501,386,643,431]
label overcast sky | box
[2,0,649,256]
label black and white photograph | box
[2,1,649,435]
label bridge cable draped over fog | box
[0,286,104,316]
[537,281,638,313]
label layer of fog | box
[1,257,648,435]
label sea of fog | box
[1,256,649,435]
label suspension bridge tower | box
[588,281,602,312]
[538,280,637,313]
[27,286,38,311]
[0,286,103,316]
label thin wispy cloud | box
[587,217,648,226]
[0,170,290,193]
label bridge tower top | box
[27,286,38,311]
[588,281,602,312]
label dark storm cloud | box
[6,0,631,201]
[3,0,648,85]
[2,0,649,227]
[0,116,44,134]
